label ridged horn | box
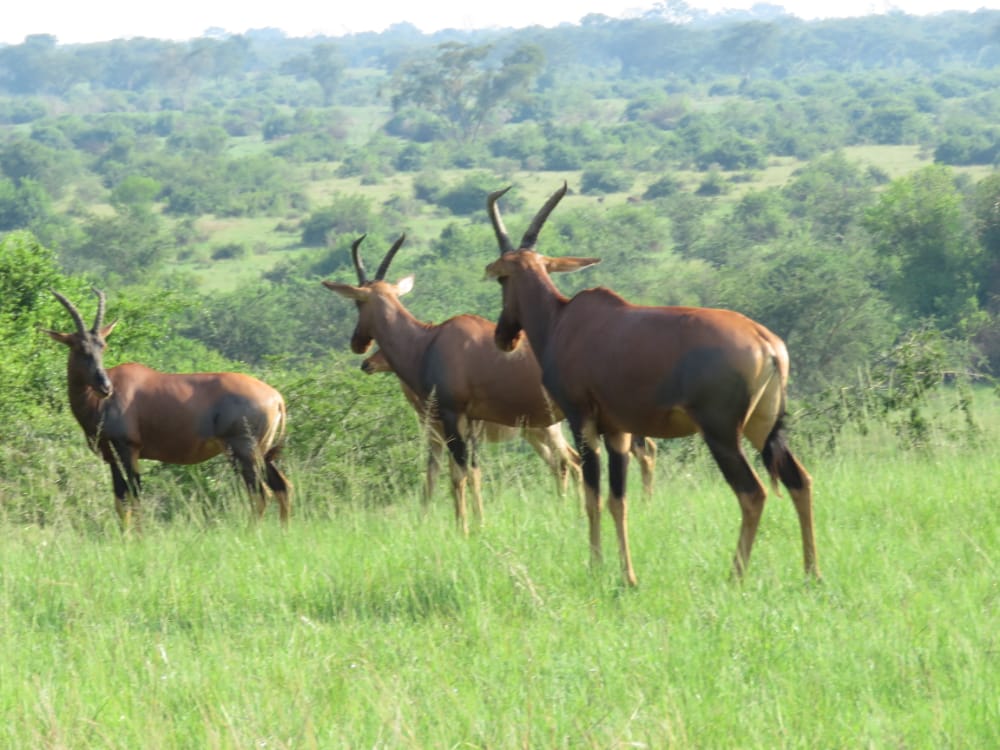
[520,182,567,250]
[374,234,406,281]
[51,290,87,336]
[351,234,368,284]
[91,288,106,332]
[487,186,515,255]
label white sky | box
[4,1,999,46]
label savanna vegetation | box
[1,5,998,747]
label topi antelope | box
[360,347,582,500]
[484,184,819,586]
[323,234,570,533]
[43,289,291,529]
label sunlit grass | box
[2,397,997,747]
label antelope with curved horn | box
[360,347,582,499]
[484,184,819,586]
[323,234,574,533]
[43,289,291,529]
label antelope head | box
[322,234,413,354]
[484,183,599,352]
[42,288,118,398]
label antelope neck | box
[513,268,567,360]
[66,374,107,440]
[370,300,435,395]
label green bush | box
[210,242,248,261]
[643,175,683,200]
[301,194,376,247]
[580,166,633,195]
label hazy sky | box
[4,1,998,45]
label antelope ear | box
[395,275,414,296]
[41,328,75,346]
[100,320,119,339]
[484,260,506,280]
[545,256,600,274]
[322,280,371,301]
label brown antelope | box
[360,347,582,500]
[484,184,819,586]
[43,289,291,529]
[323,234,576,533]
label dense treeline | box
[1,8,999,517]
[3,9,1000,95]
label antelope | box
[360,347,582,500]
[323,234,576,533]
[43,289,291,529]
[484,184,819,586]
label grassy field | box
[2,393,997,748]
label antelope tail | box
[761,417,789,494]
[263,400,288,461]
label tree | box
[0,135,79,198]
[0,34,68,94]
[715,237,896,394]
[62,206,170,284]
[968,173,1000,374]
[0,177,52,232]
[110,175,162,210]
[970,173,1000,303]
[718,21,779,78]
[280,43,345,106]
[781,151,877,241]
[391,42,544,143]
[863,165,981,330]
[730,190,791,245]
[0,232,81,424]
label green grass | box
[2,405,998,747]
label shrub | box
[211,242,248,261]
[542,142,582,171]
[580,166,633,195]
[431,172,507,216]
[643,175,683,200]
[301,194,375,247]
[695,170,729,197]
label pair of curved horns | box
[351,234,406,285]
[51,288,106,335]
[487,181,568,256]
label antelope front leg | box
[606,433,637,587]
[110,461,133,530]
[108,445,141,534]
